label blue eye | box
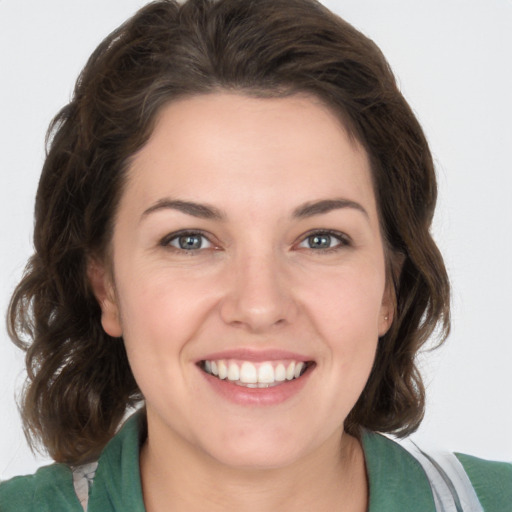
[298,231,348,250]
[307,234,335,249]
[163,232,213,251]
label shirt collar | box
[362,430,436,511]
[88,412,435,512]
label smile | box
[200,359,313,388]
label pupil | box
[179,235,202,250]
[310,234,330,249]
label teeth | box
[258,362,274,383]
[202,359,309,385]
[275,363,286,382]
[227,362,239,381]
[286,362,295,380]
[218,360,228,379]
[294,362,305,379]
[240,362,258,383]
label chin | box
[196,426,316,471]
[209,445,304,471]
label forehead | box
[123,92,377,223]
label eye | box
[161,231,213,251]
[297,230,349,251]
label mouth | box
[198,359,315,388]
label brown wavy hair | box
[8,0,450,464]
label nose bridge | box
[220,243,296,331]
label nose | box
[219,250,298,333]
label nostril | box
[219,264,298,331]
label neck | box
[140,425,368,512]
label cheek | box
[300,266,384,376]
[115,266,218,352]
[113,269,214,408]
[304,265,386,333]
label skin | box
[90,93,394,511]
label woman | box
[1,0,510,510]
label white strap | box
[400,440,483,512]
[69,443,484,512]
[71,461,98,511]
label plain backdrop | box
[1,0,511,479]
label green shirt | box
[1,414,511,511]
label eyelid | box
[159,229,217,252]
[295,229,351,250]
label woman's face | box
[95,93,393,469]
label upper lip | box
[196,348,313,363]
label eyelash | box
[297,229,351,253]
[159,230,215,253]
[159,229,351,254]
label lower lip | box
[199,366,314,406]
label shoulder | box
[362,431,438,510]
[362,431,512,512]
[0,412,145,512]
[0,463,83,512]
[456,452,512,511]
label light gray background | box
[1,0,511,479]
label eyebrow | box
[292,198,368,219]
[141,197,368,222]
[141,199,225,221]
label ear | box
[378,281,395,337]
[87,258,123,338]
[378,254,402,337]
